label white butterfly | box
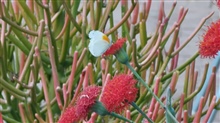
[88,30,112,57]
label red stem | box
[26,0,33,12]
[169,72,178,93]
[152,97,165,121]
[173,37,180,68]
[203,73,215,107]
[183,110,188,123]
[88,63,95,85]
[35,113,46,123]
[87,113,98,123]
[203,96,216,122]
[62,83,67,106]
[19,103,26,123]
[126,110,131,123]
[144,0,152,20]
[100,74,111,99]
[0,19,6,44]
[46,29,63,109]
[169,37,179,71]
[158,0,164,22]
[19,53,25,76]
[193,97,204,123]
[131,2,139,24]
[177,94,185,122]
[147,77,160,117]
[35,47,53,123]
[70,73,85,105]
[12,0,19,14]
[83,66,89,88]
[67,52,78,95]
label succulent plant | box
[0,0,219,123]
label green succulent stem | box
[1,16,39,36]
[12,28,32,50]
[92,101,134,123]
[130,102,154,123]
[0,78,28,98]
[0,43,7,80]
[183,64,208,104]
[17,0,38,30]
[18,36,37,82]
[99,1,114,31]
[125,62,178,123]
[139,20,147,47]
[162,51,199,82]
[95,0,102,29]
[106,2,136,35]
[59,17,70,63]
[7,34,29,55]
[2,115,20,123]
[62,0,82,33]
[110,112,134,123]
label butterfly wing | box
[88,30,111,57]
[89,40,111,57]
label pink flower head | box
[103,38,126,56]
[199,19,220,58]
[75,86,101,119]
[217,0,220,8]
[58,107,79,123]
[100,74,138,113]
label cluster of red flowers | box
[199,19,220,58]
[103,38,126,56]
[58,107,78,123]
[58,74,138,122]
[75,86,101,119]
[58,86,101,123]
[101,74,138,113]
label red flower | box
[58,86,100,122]
[217,0,220,8]
[100,74,138,113]
[75,86,101,119]
[199,19,220,58]
[103,38,126,56]
[58,107,79,123]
